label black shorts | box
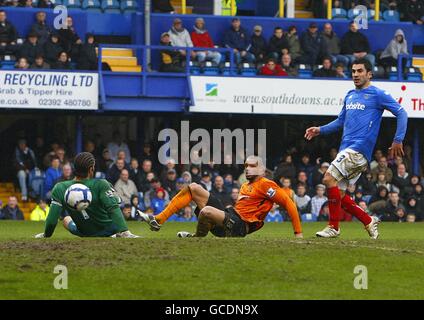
[195,194,247,238]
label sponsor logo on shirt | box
[346,102,365,110]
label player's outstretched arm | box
[38,202,62,238]
[304,127,320,140]
[273,188,303,238]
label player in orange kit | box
[138,155,303,238]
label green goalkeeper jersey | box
[44,178,128,237]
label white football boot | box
[111,230,141,238]
[316,225,340,238]
[138,210,162,231]
[177,231,194,238]
[365,216,381,239]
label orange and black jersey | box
[234,177,302,234]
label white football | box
[64,183,92,211]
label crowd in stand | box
[2,133,424,224]
[0,10,105,70]
[158,16,411,78]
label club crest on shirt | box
[266,187,276,198]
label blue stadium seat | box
[332,8,347,19]
[189,61,201,74]
[298,64,312,78]
[203,61,219,75]
[50,0,63,5]
[101,0,121,13]
[120,0,138,13]
[383,10,400,22]
[221,62,235,75]
[63,0,81,9]
[405,67,422,82]
[301,213,317,222]
[240,62,257,76]
[82,0,102,12]
[347,8,362,20]
[367,9,381,20]
[388,66,399,80]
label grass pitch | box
[0,221,423,300]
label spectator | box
[169,18,196,61]
[400,0,424,24]
[297,154,314,177]
[265,203,283,222]
[380,29,408,68]
[369,185,389,205]
[341,21,375,67]
[219,155,240,179]
[190,164,201,183]
[176,206,197,222]
[268,26,289,61]
[199,170,213,191]
[0,10,18,56]
[121,204,132,220]
[375,171,393,192]
[52,51,71,70]
[299,22,326,66]
[18,0,33,7]
[371,156,393,182]
[151,187,166,215]
[128,158,143,192]
[43,32,62,65]
[230,187,239,206]
[378,191,405,221]
[405,175,421,197]
[413,184,424,220]
[58,16,82,59]
[107,158,129,185]
[181,171,192,185]
[285,25,302,62]
[44,156,61,198]
[129,194,145,220]
[159,31,185,72]
[259,57,287,76]
[392,163,410,198]
[250,25,267,64]
[37,0,54,8]
[30,199,49,221]
[223,18,255,65]
[30,54,50,69]
[281,53,298,76]
[370,149,384,170]
[294,183,312,214]
[274,154,296,182]
[55,147,68,168]
[191,17,221,66]
[15,57,29,69]
[30,11,51,45]
[140,142,157,168]
[163,168,177,198]
[0,196,23,220]
[321,22,349,67]
[96,148,113,174]
[296,171,310,191]
[144,178,170,209]
[152,0,174,13]
[354,186,364,203]
[78,33,97,70]
[20,26,41,53]
[211,175,232,207]
[358,200,371,215]
[359,171,377,196]
[33,137,47,169]
[335,63,347,78]
[14,139,37,201]
[313,57,337,77]
[107,131,131,162]
[311,184,327,217]
[405,196,418,219]
[311,161,330,187]
[317,200,329,221]
[138,159,154,193]
[160,158,177,182]
[114,169,138,206]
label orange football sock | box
[155,186,192,224]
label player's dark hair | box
[352,58,372,73]
[74,152,95,178]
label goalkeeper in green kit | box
[35,152,139,238]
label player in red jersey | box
[139,156,303,238]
